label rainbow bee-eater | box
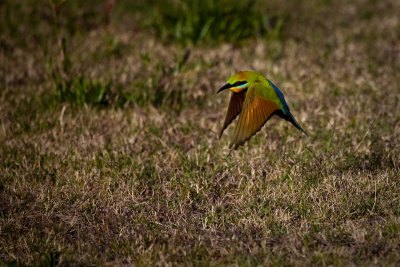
[217,71,308,149]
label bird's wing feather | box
[219,91,246,139]
[267,79,290,113]
[230,83,281,149]
[268,79,309,136]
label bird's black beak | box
[217,83,232,94]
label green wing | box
[267,79,309,136]
[230,82,281,149]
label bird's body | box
[217,71,307,149]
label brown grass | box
[1,0,400,265]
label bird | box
[217,71,308,149]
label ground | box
[1,0,400,265]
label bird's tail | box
[286,111,309,136]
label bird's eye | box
[233,81,247,87]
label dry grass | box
[1,0,400,265]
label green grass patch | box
[54,75,112,106]
[134,0,283,44]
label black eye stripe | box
[232,81,247,86]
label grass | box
[1,0,400,265]
[131,0,283,45]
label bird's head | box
[217,71,259,94]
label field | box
[1,0,400,265]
